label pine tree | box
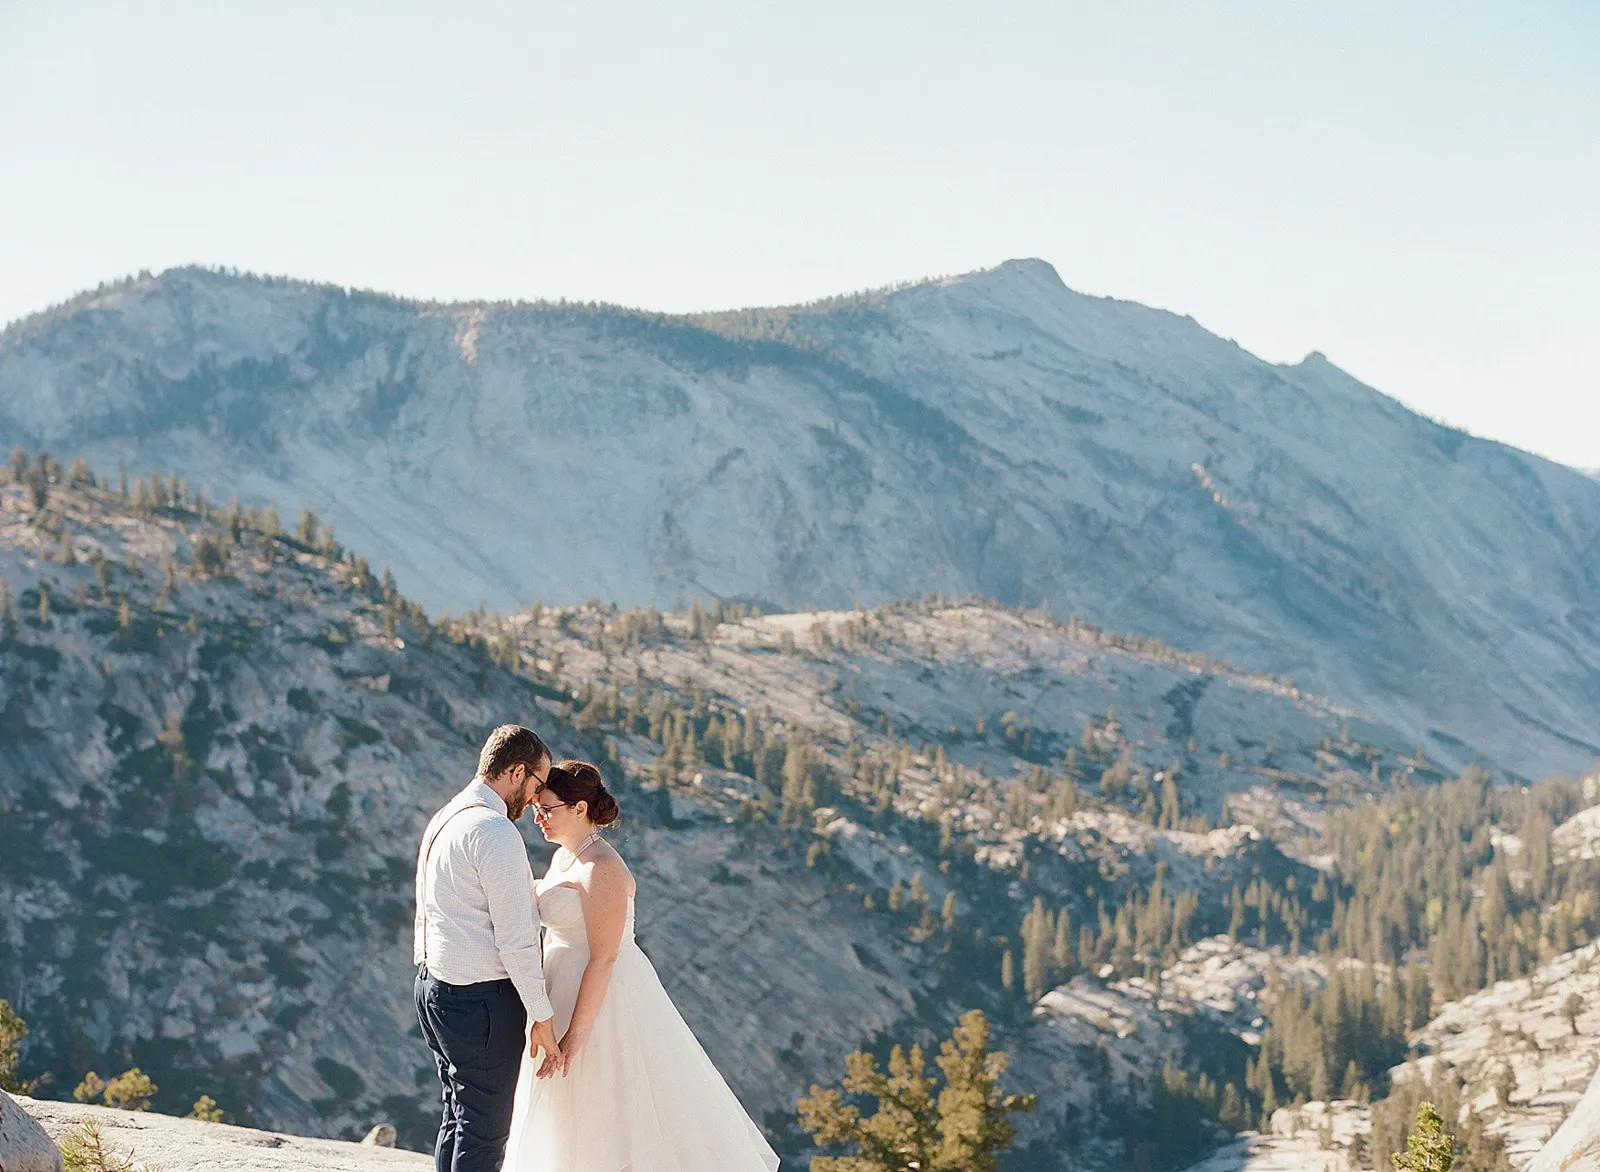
[0,999,31,1094]
[931,1010,1037,1171]
[1563,992,1584,1035]
[25,460,49,509]
[1160,771,1181,830]
[193,535,227,576]
[1053,907,1072,977]
[295,508,319,546]
[1218,1083,1246,1131]
[797,1010,1034,1172]
[100,1067,158,1111]
[59,1117,160,1172]
[1391,1101,1453,1172]
[780,736,816,828]
[1022,898,1052,1002]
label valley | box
[4,463,1598,1169]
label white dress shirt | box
[414,778,554,1023]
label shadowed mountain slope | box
[3,260,1599,776]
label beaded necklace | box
[555,830,603,871]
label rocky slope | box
[519,598,1387,819]
[1169,788,1600,1172]
[12,470,1600,1171]
[1170,934,1600,1172]
[3,262,1600,776]
[0,479,1001,1158]
[0,474,1396,1171]
[0,478,620,1146]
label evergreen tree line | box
[1369,1062,1508,1172]
[1238,768,1588,1168]
[1250,965,1430,1115]
[1319,769,1594,1000]
[1009,866,1206,1000]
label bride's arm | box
[559,857,631,1072]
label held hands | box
[528,1017,563,1079]
[556,1025,587,1077]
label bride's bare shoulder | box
[587,841,636,895]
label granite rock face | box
[1171,936,1600,1172]
[16,1096,427,1172]
[4,260,1600,776]
[0,485,1033,1158]
[0,1090,64,1172]
[1527,1065,1600,1171]
[0,481,1353,1168]
[9,476,1597,1171]
[0,485,612,1148]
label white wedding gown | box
[503,876,780,1172]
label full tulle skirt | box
[503,941,779,1172]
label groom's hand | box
[529,1017,562,1078]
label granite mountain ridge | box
[3,259,1598,778]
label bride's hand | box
[556,1025,587,1076]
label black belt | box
[418,966,514,995]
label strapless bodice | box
[536,882,635,949]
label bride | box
[503,759,780,1172]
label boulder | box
[1528,1064,1600,1172]
[360,1124,396,1148]
[0,1090,65,1172]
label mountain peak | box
[6,259,1600,780]
[941,257,1068,297]
[990,257,1066,284]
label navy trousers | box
[415,968,528,1172]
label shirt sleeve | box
[413,814,434,966]
[471,819,555,1023]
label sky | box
[1,0,1597,467]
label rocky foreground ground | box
[9,1076,1600,1172]
[5,1094,427,1172]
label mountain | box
[2,264,1598,787]
[13,469,1600,1171]
[0,473,1350,1169]
[2,479,995,1157]
[0,477,606,1146]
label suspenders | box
[416,800,492,975]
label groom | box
[414,724,563,1172]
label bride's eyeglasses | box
[532,797,573,820]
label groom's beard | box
[505,778,533,822]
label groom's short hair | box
[478,724,550,780]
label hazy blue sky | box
[2,1,1596,466]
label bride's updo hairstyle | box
[542,759,620,827]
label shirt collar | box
[464,776,508,817]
